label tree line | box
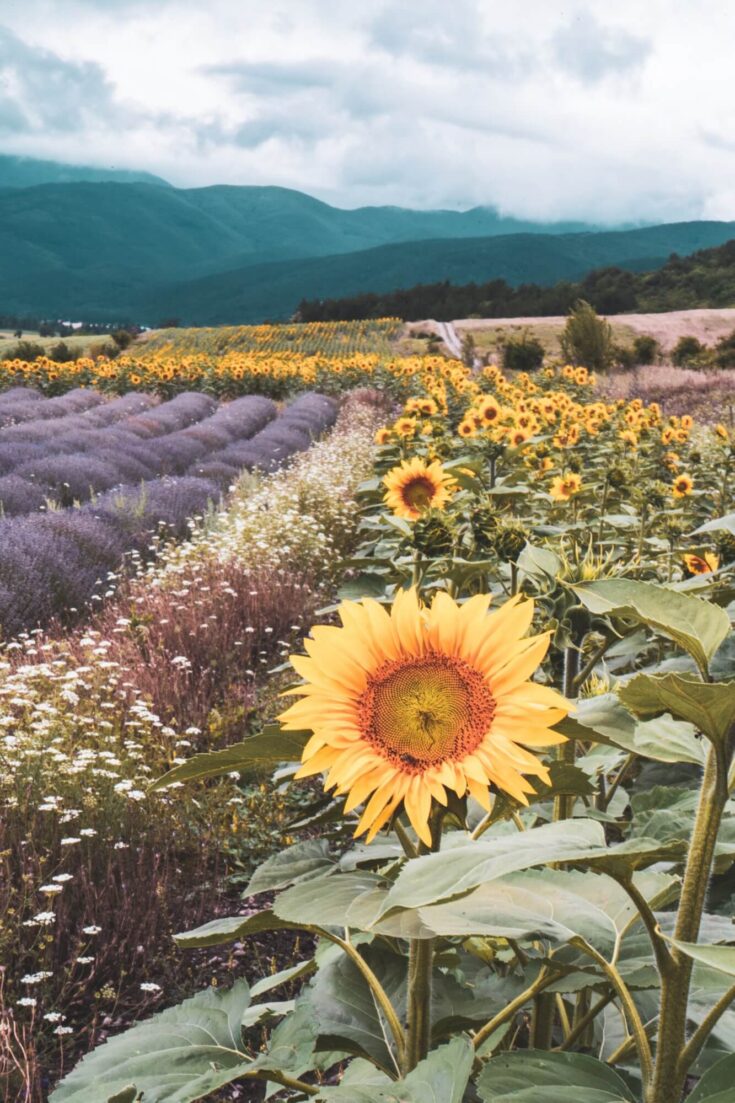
[296,238,735,322]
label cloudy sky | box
[0,0,734,222]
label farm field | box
[415,306,735,356]
[0,322,734,1103]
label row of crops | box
[139,318,403,357]
[0,385,336,636]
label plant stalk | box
[403,937,434,1074]
[647,742,731,1103]
[554,644,580,821]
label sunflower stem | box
[531,992,556,1049]
[647,739,731,1103]
[553,644,580,821]
[403,936,434,1074]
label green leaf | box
[389,1036,473,1103]
[476,1049,637,1102]
[382,819,607,913]
[577,684,706,764]
[174,909,302,950]
[50,983,255,1103]
[571,579,730,674]
[107,1091,139,1103]
[307,944,405,1071]
[691,514,735,537]
[415,868,674,957]
[687,1053,735,1102]
[670,940,735,978]
[314,1037,474,1102]
[150,725,310,789]
[246,838,336,896]
[250,959,315,998]
[528,761,596,800]
[517,543,563,582]
[274,871,386,929]
[619,672,735,749]
[339,572,391,600]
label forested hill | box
[297,238,735,322]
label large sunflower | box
[383,457,456,521]
[279,589,569,846]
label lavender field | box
[0,386,336,636]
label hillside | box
[300,237,735,323]
[0,178,611,320]
[0,170,734,322]
[0,154,169,189]
[138,221,735,324]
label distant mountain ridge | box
[0,153,170,189]
[135,221,735,324]
[0,154,731,324]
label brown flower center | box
[358,653,495,772]
[402,476,437,511]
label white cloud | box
[0,0,734,222]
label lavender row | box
[0,392,278,514]
[0,392,337,637]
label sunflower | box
[394,417,417,438]
[549,473,582,501]
[383,457,456,520]
[279,589,568,845]
[375,427,392,445]
[683,552,719,575]
[458,418,477,439]
[476,396,502,425]
[672,473,693,498]
[715,423,730,442]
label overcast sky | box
[1,0,734,222]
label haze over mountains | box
[1,155,735,325]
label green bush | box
[49,340,75,363]
[3,339,45,362]
[612,342,636,370]
[671,334,711,368]
[502,331,545,373]
[560,299,613,372]
[633,334,659,364]
[714,327,735,368]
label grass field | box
[0,330,104,358]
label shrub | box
[2,341,45,363]
[560,299,613,372]
[671,334,707,366]
[714,327,735,368]
[611,342,636,370]
[49,341,75,364]
[633,333,659,365]
[502,332,545,373]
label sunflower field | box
[3,342,735,1103]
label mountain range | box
[1,154,734,324]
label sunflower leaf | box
[381,819,607,912]
[619,672,735,750]
[150,726,311,790]
[669,940,735,978]
[476,1049,637,1102]
[570,579,730,675]
[174,909,303,949]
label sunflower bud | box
[495,523,528,563]
[470,504,498,551]
[607,466,628,488]
[412,510,455,558]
